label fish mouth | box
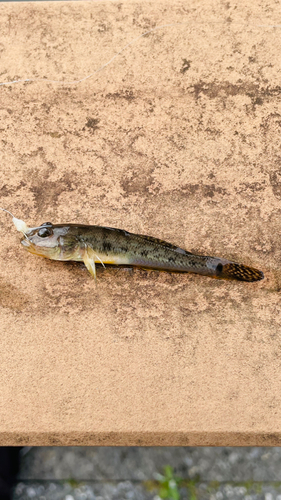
[21,238,40,255]
[20,237,61,259]
[21,238,31,248]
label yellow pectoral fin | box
[83,247,97,280]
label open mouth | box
[20,240,43,257]
[21,238,31,248]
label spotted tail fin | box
[220,262,264,282]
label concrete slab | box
[0,0,281,445]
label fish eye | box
[38,227,53,238]
[216,263,223,273]
[41,222,53,227]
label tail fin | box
[220,262,264,282]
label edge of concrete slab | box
[2,431,281,447]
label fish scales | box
[19,223,264,282]
[70,225,205,271]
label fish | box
[18,221,263,282]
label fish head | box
[21,222,74,260]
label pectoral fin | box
[83,246,97,280]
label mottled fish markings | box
[0,210,264,283]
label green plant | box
[157,465,181,500]
[66,478,81,488]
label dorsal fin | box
[102,226,193,255]
[128,231,193,255]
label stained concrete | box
[0,0,281,445]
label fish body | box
[20,222,264,282]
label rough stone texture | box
[12,481,281,500]
[13,446,281,499]
[0,0,281,445]
[13,481,156,500]
[17,447,281,482]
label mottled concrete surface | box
[17,447,281,482]
[12,446,281,499]
[0,0,281,445]
[12,482,281,500]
